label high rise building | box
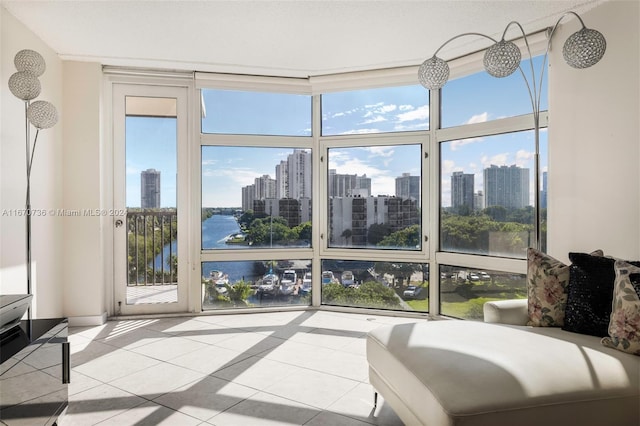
[483,164,530,209]
[287,149,311,199]
[141,168,161,208]
[275,160,288,199]
[254,175,276,200]
[395,173,420,205]
[328,196,419,246]
[328,169,371,197]
[451,171,474,212]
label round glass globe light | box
[418,56,450,90]
[484,40,521,78]
[28,101,58,129]
[8,71,41,101]
[563,27,606,69]
[14,49,46,77]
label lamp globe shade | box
[14,49,46,77]
[418,56,450,90]
[563,27,606,69]
[28,101,58,129]
[8,71,41,101]
[484,40,521,78]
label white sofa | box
[366,299,640,426]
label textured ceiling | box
[2,0,607,77]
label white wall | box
[1,7,64,318]
[62,61,107,324]
[548,0,640,263]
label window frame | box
[187,37,549,316]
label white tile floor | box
[60,310,426,425]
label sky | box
[125,56,548,209]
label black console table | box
[0,318,69,425]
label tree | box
[484,205,507,222]
[367,223,392,245]
[246,216,299,246]
[238,210,255,228]
[378,224,420,248]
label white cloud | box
[481,153,510,168]
[441,160,458,175]
[364,102,384,109]
[332,112,345,118]
[202,167,257,187]
[364,146,395,159]
[201,159,217,166]
[399,104,414,111]
[449,136,483,151]
[360,115,387,125]
[396,105,429,122]
[126,165,141,175]
[515,149,534,167]
[466,112,489,124]
[377,104,397,114]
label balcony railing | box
[127,209,177,286]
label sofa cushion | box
[602,261,640,355]
[526,248,570,327]
[526,248,602,327]
[367,321,640,426]
[563,253,640,337]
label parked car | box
[403,286,423,299]
[469,273,480,281]
[479,271,491,281]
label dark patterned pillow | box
[526,248,603,327]
[563,253,640,337]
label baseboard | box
[68,312,107,327]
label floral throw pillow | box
[527,248,570,326]
[527,248,604,327]
[602,261,640,356]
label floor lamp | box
[8,49,59,318]
[417,11,606,251]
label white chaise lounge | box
[366,299,640,426]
